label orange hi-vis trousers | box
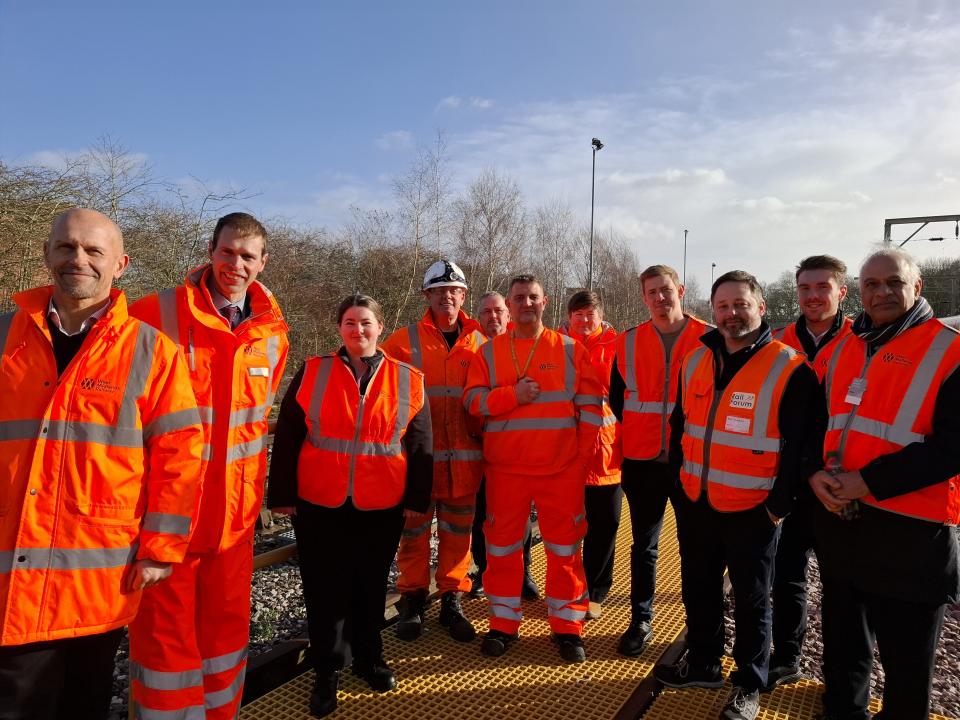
[128,540,253,720]
[397,492,476,594]
[484,464,589,636]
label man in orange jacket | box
[0,209,203,720]
[127,213,289,720]
[767,255,852,691]
[381,260,485,643]
[655,271,824,720]
[809,249,960,720]
[464,274,604,663]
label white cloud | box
[375,130,413,151]
[436,95,493,111]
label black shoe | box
[553,633,586,663]
[617,620,653,657]
[720,685,760,720]
[395,589,429,641]
[308,670,339,718]
[521,571,541,600]
[480,630,519,657]
[655,652,723,689]
[439,591,477,642]
[352,659,396,693]
[762,662,803,693]
[468,572,485,598]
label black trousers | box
[0,627,123,720]
[294,498,405,674]
[674,492,780,693]
[820,575,946,720]
[583,483,623,602]
[471,476,533,576]
[770,493,815,666]
[619,459,678,622]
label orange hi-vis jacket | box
[463,328,604,475]
[560,323,621,485]
[130,265,289,553]
[775,316,853,382]
[295,352,427,509]
[617,315,709,461]
[0,287,203,645]
[382,309,485,499]
[679,340,805,512]
[823,318,960,525]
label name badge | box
[248,367,269,377]
[724,415,751,434]
[844,377,867,406]
[730,392,755,409]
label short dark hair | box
[639,264,681,291]
[210,212,268,254]
[711,270,764,303]
[795,255,847,284]
[567,290,602,315]
[507,273,543,293]
[336,294,384,325]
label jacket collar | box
[183,264,288,338]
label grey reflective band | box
[426,385,463,398]
[683,460,774,491]
[264,334,281,409]
[684,347,708,391]
[133,704,206,720]
[308,357,335,448]
[204,663,246,709]
[623,327,638,393]
[482,341,497,387]
[0,311,14,355]
[312,436,402,457]
[824,335,854,394]
[542,539,582,557]
[156,288,180,344]
[750,347,796,441]
[129,661,203,691]
[201,444,213,462]
[144,407,202,441]
[437,520,472,535]
[0,544,137,573]
[120,323,158,430]
[196,406,216,425]
[683,422,782,453]
[487,539,524,557]
[887,327,955,444]
[408,324,423,370]
[546,591,588,610]
[846,416,924,446]
[202,645,249,676]
[573,394,603,406]
[402,519,432,538]
[433,449,484,462]
[532,390,573,404]
[826,413,849,432]
[0,419,42,442]
[463,387,486,414]
[561,334,576,396]
[229,405,267,427]
[436,501,475,515]
[548,606,588,622]
[392,364,413,445]
[226,435,267,462]
[490,604,524,621]
[143,512,192,536]
[47,419,143,448]
[580,413,617,428]
[624,399,675,415]
[484,417,577,432]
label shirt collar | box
[47,297,111,337]
[206,274,246,313]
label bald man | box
[0,209,203,720]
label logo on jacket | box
[729,392,755,410]
[244,346,267,358]
[79,377,120,393]
[881,352,912,367]
[538,362,560,371]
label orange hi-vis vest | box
[775,316,853,382]
[617,315,709,461]
[129,265,289,552]
[0,287,203,645]
[295,352,426,510]
[381,309,485,499]
[560,323,621,485]
[679,340,805,512]
[463,328,604,476]
[823,318,960,525]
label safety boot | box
[438,591,477,642]
[308,670,339,718]
[521,571,541,600]
[395,589,429,641]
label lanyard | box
[509,328,544,378]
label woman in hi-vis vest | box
[268,294,433,718]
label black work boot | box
[309,670,339,718]
[438,591,477,642]
[395,589,429,641]
[617,619,653,657]
[521,571,541,600]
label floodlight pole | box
[589,137,603,290]
[683,229,688,286]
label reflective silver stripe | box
[684,347,708,390]
[0,418,42,442]
[751,346,795,440]
[143,512,191,536]
[487,539,525,557]
[46,419,143,448]
[534,390,573,403]
[827,413,849,432]
[561,333,576,395]
[0,311,14,354]
[485,417,577,432]
[202,646,248,676]
[624,399,675,414]
[623,327,638,393]
[574,394,603,406]
[573,512,585,524]
[684,422,782,452]
[226,434,267,462]
[407,324,423,370]
[463,387,484,412]
[888,327,956,443]
[546,592,588,610]
[129,661,203,691]
[548,606,588,622]
[824,335,854,397]
[133,705,205,720]
[392,364,413,445]
[201,444,213,462]
[197,406,215,425]
[204,663,246,709]
[229,405,267,427]
[580,413,617,428]
[436,501,474,515]
[848,416,924,446]
[264,334,281,409]
[308,357,335,448]
[156,288,180,343]
[402,519,433,538]
[312,436,402,457]
[426,385,463,398]
[487,594,523,620]
[437,520,472,535]
[542,539,582,557]
[144,407,202,441]
[683,460,774,491]
[120,323,158,429]
[482,340,497,387]
[0,545,137,572]
[434,448,484,462]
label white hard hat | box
[422,260,468,290]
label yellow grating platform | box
[241,506,688,720]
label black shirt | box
[46,316,94,376]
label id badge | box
[844,377,867,406]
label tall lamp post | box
[682,229,688,287]
[711,262,716,286]
[589,137,604,290]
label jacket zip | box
[836,349,876,469]
[187,327,196,372]
[346,359,385,499]
[659,331,670,454]
[699,389,722,498]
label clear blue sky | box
[2,0,958,283]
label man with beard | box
[809,249,960,720]
[655,270,824,720]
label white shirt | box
[47,298,111,337]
